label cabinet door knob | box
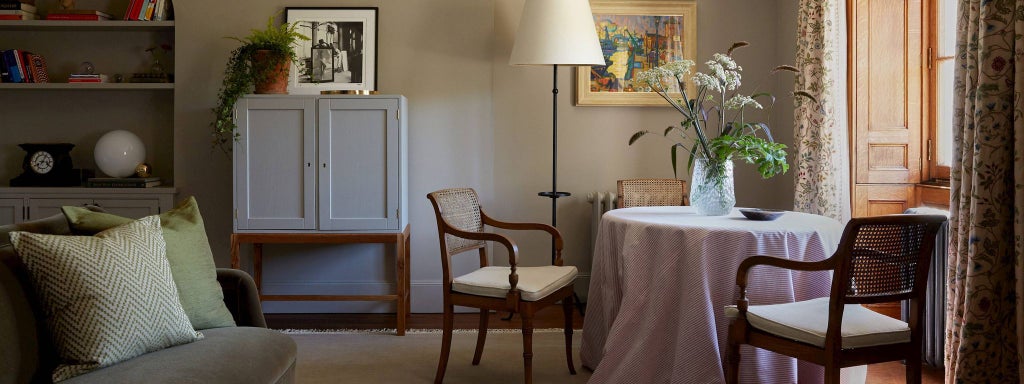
[307,162,312,167]
[322,163,327,168]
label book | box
[144,0,155,20]
[136,0,149,20]
[26,52,47,83]
[0,2,35,13]
[0,13,36,20]
[46,13,111,20]
[2,50,24,83]
[68,74,108,83]
[152,0,166,20]
[86,177,161,188]
[19,50,31,82]
[123,0,142,20]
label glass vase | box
[690,158,735,215]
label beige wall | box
[0,0,798,312]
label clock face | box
[29,151,54,174]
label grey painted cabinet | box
[0,188,176,225]
[233,95,408,233]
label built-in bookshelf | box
[0,0,175,189]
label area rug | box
[281,328,591,383]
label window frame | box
[925,0,952,181]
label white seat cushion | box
[724,297,910,348]
[452,265,577,301]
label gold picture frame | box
[575,1,697,107]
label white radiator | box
[586,191,617,248]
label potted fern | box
[212,14,309,154]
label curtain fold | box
[792,0,851,223]
[946,0,1024,382]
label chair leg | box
[725,329,740,384]
[434,304,454,384]
[906,355,923,384]
[562,294,577,375]
[521,314,534,384]
[824,363,841,384]
[472,309,489,365]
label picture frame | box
[575,1,697,107]
[286,7,378,94]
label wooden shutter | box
[851,0,924,217]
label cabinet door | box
[27,199,93,221]
[92,199,161,218]
[0,198,24,225]
[318,98,401,230]
[234,97,317,230]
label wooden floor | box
[266,307,942,383]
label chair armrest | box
[733,256,836,313]
[445,226,523,298]
[480,211,565,265]
[217,268,267,328]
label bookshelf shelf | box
[0,20,173,31]
[0,83,174,90]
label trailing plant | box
[212,14,309,154]
[629,41,816,179]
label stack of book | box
[0,49,48,83]
[86,177,161,188]
[0,1,37,20]
[46,10,113,21]
[68,73,108,83]
[123,0,171,21]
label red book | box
[46,13,111,20]
[124,0,141,20]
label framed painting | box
[575,1,696,106]
[286,7,378,94]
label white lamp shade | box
[94,130,146,178]
[509,0,606,66]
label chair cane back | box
[616,178,689,208]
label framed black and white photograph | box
[286,7,377,94]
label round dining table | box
[580,206,866,383]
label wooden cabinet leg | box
[396,233,406,336]
[254,243,263,293]
[230,234,240,269]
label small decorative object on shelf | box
[129,73,170,83]
[9,143,81,187]
[68,61,108,83]
[134,162,152,177]
[94,130,146,178]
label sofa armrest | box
[216,268,267,328]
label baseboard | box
[259,273,590,314]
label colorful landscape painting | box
[589,14,687,93]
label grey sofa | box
[0,214,297,384]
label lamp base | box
[538,191,571,198]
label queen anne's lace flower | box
[725,95,762,110]
[692,72,722,93]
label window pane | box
[936,59,954,167]
[938,0,958,56]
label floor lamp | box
[509,0,606,260]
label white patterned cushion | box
[10,216,203,381]
[452,265,577,301]
[724,297,910,348]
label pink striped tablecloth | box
[581,206,865,384]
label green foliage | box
[629,42,817,180]
[212,14,310,154]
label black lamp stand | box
[539,65,570,249]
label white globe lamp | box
[94,130,146,178]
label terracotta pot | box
[253,50,290,94]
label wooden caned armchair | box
[616,178,689,208]
[426,188,578,384]
[725,214,946,383]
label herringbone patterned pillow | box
[10,216,203,381]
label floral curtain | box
[945,0,1024,382]
[792,0,851,223]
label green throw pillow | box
[62,197,236,330]
[10,216,203,381]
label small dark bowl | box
[739,208,786,221]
